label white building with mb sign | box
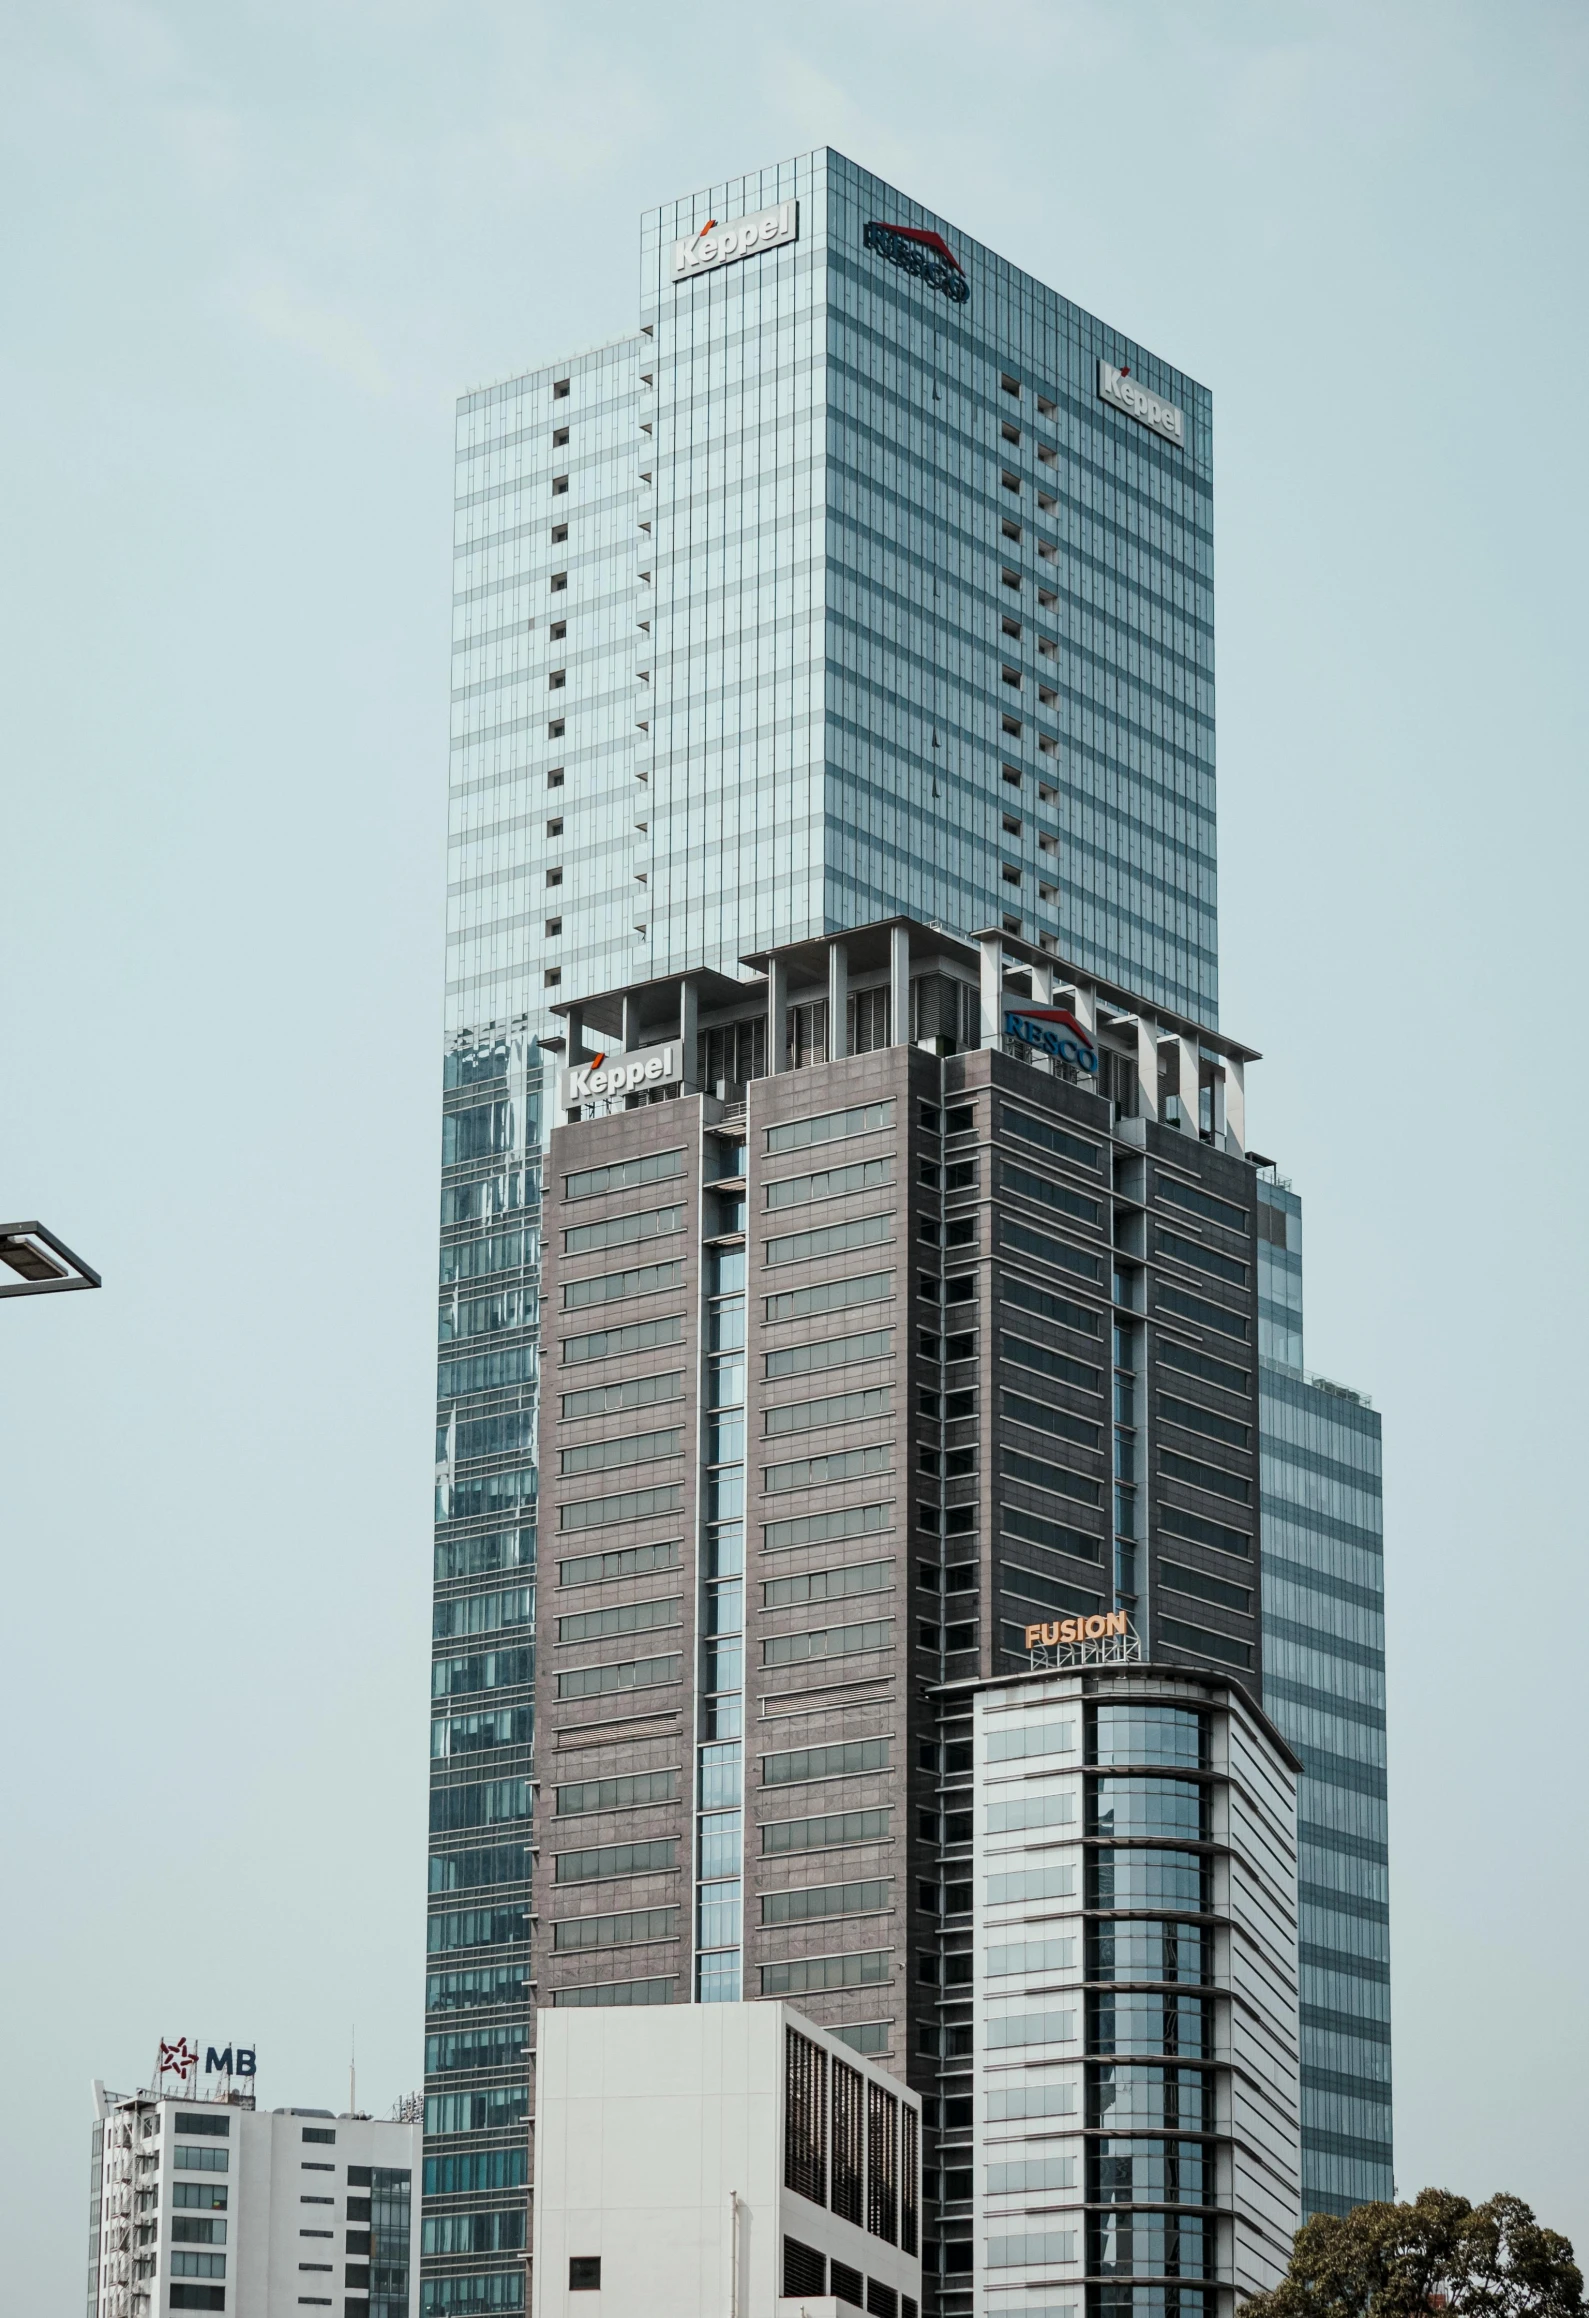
[531,2001,922,2318]
[89,2083,420,2316]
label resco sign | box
[1097,358,1186,449]
[560,1042,684,1109]
[672,201,798,285]
[1002,1005,1099,1073]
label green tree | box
[1244,2191,1584,2318]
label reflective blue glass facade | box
[1257,1180,1393,2217]
[638,151,1217,1018]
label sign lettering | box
[1025,1610,1130,1648]
[559,1041,684,1111]
[673,201,798,285]
[1097,358,1185,448]
[1002,1005,1099,1073]
[863,221,969,303]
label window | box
[549,619,566,640]
[546,868,562,886]
[1001,764,1021,788]
[785,2028,828,2202]
[544,968,561,987]
[1001,567,1021,590]
[177,2114,230,2138]
[552,474,569,495]
[1001,471,1021,495]
[545,918,562,937]
[554,1838,677,1883]
[832,2060,864,2224]
[1001,616,1021,639]
[551,523,567,542]
[174,2147,229,2173]
[569,2257,601,2290]
[550,570,567,591]
[765,1155,891,1209]
[553,377,570,397]
[1001,519,1021,541]
[548,669,565,689]
[552,425,569,445]
[1001,866,1021,887]
[548,717,564,736]
[1002,814,1022,836]
[785,2239,827,2297]
[1001,420,1020,443]
[762,1807,892,1853]
[1002,715,1021,738]
[548,766,565,786]
[1001,665,1022,688]
[1001,373,1021,396]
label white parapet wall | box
[532,2001,923,2318]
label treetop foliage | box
[1243,2191,1584,2318]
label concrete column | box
[1133,1015,1159,1123]
[768,956,789,1074]
[1060,981,1097,1040]
[1223,1059,1245,1155]
[622,992,644,1053]
[566,1005,586,1065]
[827,941,848,1061]
[679,978,699,1092]
[889,922,911,1046]
[1166,1033,1201,1136]
[980,935,1004,1049]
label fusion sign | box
[1024,1610,1131,1648]
[560,1042,684,1109]
[672,202,798,285]
[1002,1005,1099,1073]
[1096,358,1186,449]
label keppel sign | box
[672,202,798,284]
[1002,1005,1099,1073]
[560,1042,685,1109]
[1097,358,1186,449]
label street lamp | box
[0,1221,102,1299]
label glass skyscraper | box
[428,148,1385,2313]
[1256,1182,1392,2217]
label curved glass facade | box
[967,1670,1300,2318]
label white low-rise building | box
[89,2082,421,2316]
[531,2002,923,2318]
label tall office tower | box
[526,921,1289,2316]
[1254,1183,1391,2216]
[429,147,1382,2312]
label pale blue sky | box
[3,2,1586,2300]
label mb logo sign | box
[158,2036,257,2081]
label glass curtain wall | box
[1257,1177,1392,2216]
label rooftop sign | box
[1097,358,1186,449]
[560,1042,684,1110]
[1002,1004,1099,1073]
[157,2037,256,2083]
[863,221,969,303]
[672,201,798,285]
